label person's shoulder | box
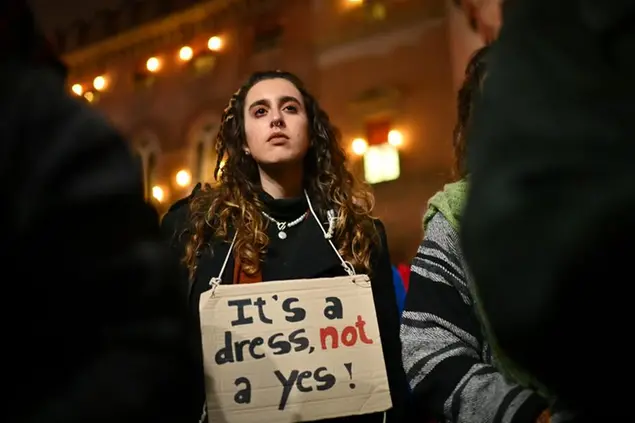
[371,217,386,234]
[369,217,389,251]
[161,183,215,241]
[425,212,458,237]
[420,212,461,255]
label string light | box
[175,169,192,187]
[152,186,165,202]
[93,75,107,91]
[146,57,161,72]
[179,46,193,61]
[207,36,222,51]
[352,138,368,155]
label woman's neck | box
[259,166,304,199]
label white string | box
[201,231,238,422]
[304,190,355,276]
[325,209,336,239]
[198,403,207,423]
[208,231,237,288]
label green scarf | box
[423,180,550,397]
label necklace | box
[262,210,308,239]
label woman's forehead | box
[245,78,303,105]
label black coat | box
[161,189,409,423]
[2,36,199,423]
[462,0,635,420]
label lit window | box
[363,143,400,184]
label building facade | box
[49,0,490,262]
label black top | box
[461,0,635,420]
[189,191,312,311]
[162,186,410,423]
[3,60,199,422]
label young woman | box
[399,47,570,423]
[162,70,408,422]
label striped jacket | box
[400,213,571,423]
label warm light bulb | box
[388,129,403,146]
[93,75,107,91]
[146,57,161,72]
[83,91,94,102]
[175,169,192,187]
[179,46,193,61]
[71,84,83,95]
[352,138,368,156]
[152,186,165,202]
[207,36,222,51]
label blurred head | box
[185,70,378,277]
[0,0,65,73]
[453,44,490,179]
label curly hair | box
[453,44,490,179]
[184,70,378,279]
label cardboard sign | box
[199,275,391,423]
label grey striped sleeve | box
[401,213,547,423]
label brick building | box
[38,0,489,262]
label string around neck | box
[208,191,357,293]
[304,190,356,276]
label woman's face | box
[242,78,310,167]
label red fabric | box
[397,263,410,291]
[366,120,391,146]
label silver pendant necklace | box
[262,210,308,239]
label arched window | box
[189,116,220,184]
[146,151,157,198]
[194,141,205,183]
[134,132,161,200]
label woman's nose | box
[271,115,285,128]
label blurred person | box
[161,70,409,422]
[2,1,199,422]
[462,0,635,420]
[400,46,570,423]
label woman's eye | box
[254,108,267,116]
[284,105,298,113]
